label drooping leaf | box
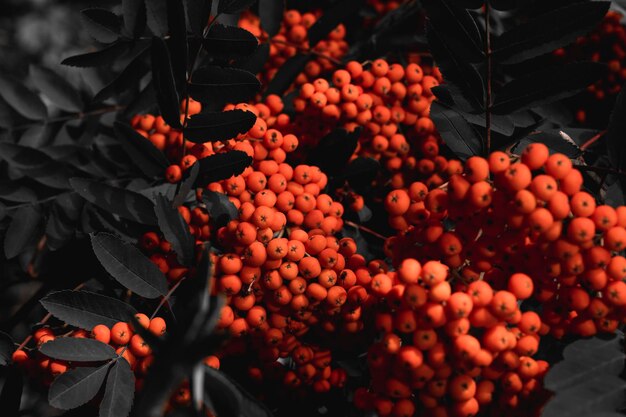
[81,8,122,44]
[493,1,611,64]
[93,45,150,103]
[40,290,138,330]
[429,101,483,159]
[184,110,256,143]
[0,366,22,415]
[173,162,199,207]
[48,363,111,410]
[203,25,259,58]
[218,0,256,14]
[69,177,158,226]
[151,37,182,129]
[40,338,117,362]
[145,0,168,36]
[3,205,41,259]
[167,0,188,92]
[202,191,238,228]
[195,150,253,186]
[0,331,14,365]
[307,0,364,47]
[29,65,83,112]
[0,74,47,120]
[100,359,135,417]
[122,0,147,38]
[62,41,133,67]
[492,62,607,114]
[91,233,168,298]
[189,66,261,104]
[114,121,169,178]
[259,0,284,37]
[307,128,361,176]
[183,0,212,37]
[154,194,195,266]
[264,53,311,97]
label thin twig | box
[150,277,187,320]
[580,130,606,151]
[344,220,388,240]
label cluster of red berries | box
[239,9,348,90]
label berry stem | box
[344,220,388,240]
[579,130,606,151]
[150,277,187,321]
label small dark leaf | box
[203,367,243,417]
[99,358,134,417]
[4,205,41,259]
[202,191,238,228]
[189,66,261,104]
[40,290,138,330]
[264,54,311,97]
[184,0,212,37]
[40,338,116,362]
[0,331,15,365]
[203,25,259,58]
[154,194,195,266]
[307,128,361,176]
[81,8,122,43]
[0,366,22,415]
[259,0,284,37]
[218,0,256,14]
[151,37,182,129]
[93,45,150,103]
[513,131,582,158]
[70,177,158,225]
[145,0,168,36]
[114,121,169,178]
[343,157,380,193]
[307,0,364,47]
[91,233,169,298]
[122,0,147,38]
[29,65,83,112]
[357,205,373,223]
[0,143,73,189]
[173,162,199,207]
[493,1,611,64]
[0,182,37,203]
[49,363,110,410]
[429,101,483,159]
[0,74,47,120]
[196,150,253,186]
[492,62,607,115]
[62,41,133,68]
[167,0,188,92]
[184,110,256,143]
[236,43,270,75]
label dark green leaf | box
[40,338,116,362]
[49,363,110,410]
[493,2,611,64]
[0,74,47,120]
[0,182,37,203]
[196,150,253,186]
[184,110,256,143]
[189,66,261,104]
[91,233,168,298]
[173,162,199,207]
[0,366,22,415]
[492,62,607,114]
[0,331,14,365]
[184,0,212,37]
[145,0,168,36]
[151,37,182,129]
[430,101,482,159]
[0,143,73,189]
[62,41,133,68]
[154,194,195,266]
[70,177,158,226]
[123,0,147,38]
[307,0,364,47]
[46,193,84,251]
[218,0,255,14]
[259,0,284,37]
[202,191,238,228]
[4,205,41,259]
[236,43,270,75]
[93,46,150,103]
[203,25,259,58]
[114,121,169,178]
[264,54,311,97]
[167,0,188,92]
[81,8,122,43]
[307,128,360,176]
[40,290,138,330]
[29,65,83,112]
[100,359,134,417]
